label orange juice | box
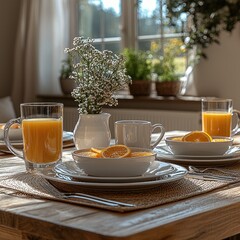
[22,118,63,164]
[202,112,232,137]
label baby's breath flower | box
[65,37,131,114]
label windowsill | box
[37,92,202,112]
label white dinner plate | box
[40,163,187,192]
[54,160,176,183]
[0,126,22,141]
[0,141,22,152]
[62,131,74,142]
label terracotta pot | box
[155,81,182,97]
[129,80,151,96]
[60,78,77,95]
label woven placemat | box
[1,155,240,212]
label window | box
[76,0,187,74]
[78,0,121,52]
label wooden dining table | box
[0,134,240,240]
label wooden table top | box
[0,151,240,240]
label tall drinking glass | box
[202,98,240,137]
[4,102,63,172]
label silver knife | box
[187,172,237,182]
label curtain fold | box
[11,0,70,115]
[11,0,39,114]
[38,0,70,95]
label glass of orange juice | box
[202,98,240,137]
[4,102,63,172]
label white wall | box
[194,23,240,110]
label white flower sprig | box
[65,37,132,114]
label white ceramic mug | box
[114,120,165,149]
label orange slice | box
[78,151,100,158]
[212,138,229,142]
[101,145,131,158]
[171,137,183,141]
[0,123,20,129]
[90,147,102,154]
[129,152,153,157]
[182,131,212,142]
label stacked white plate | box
[40,160,187,192]
[155,144,240,167]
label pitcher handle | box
[150,124,165,149]
[4,118,24,159]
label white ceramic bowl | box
[165,136,233,156]
[0,123,22,141]
[72,147,156,177]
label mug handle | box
[4,118,24,159]
[232,109,240,136]
[150,124,165,149]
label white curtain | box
[11,0,71,114]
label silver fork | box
[189,166,240,178]
[53,174,135,207]
[187,172,237,182]
[61,192,135,207]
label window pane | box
[79,0,100,38]
[138,40,153,51]
[78,0,121,51]
[162,4,186,34]
[163,38,186,75]
[138,0,187,37]
[104,43,121,53]
[138,0,160,36]
[93,42,120,53]
[103,1,120,38]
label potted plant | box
[123,48,152,96]
[65,37,131,149]
[151,40,185,96]
[167,0,240,58]
[59,56,77,95]
[152,56,181,96]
